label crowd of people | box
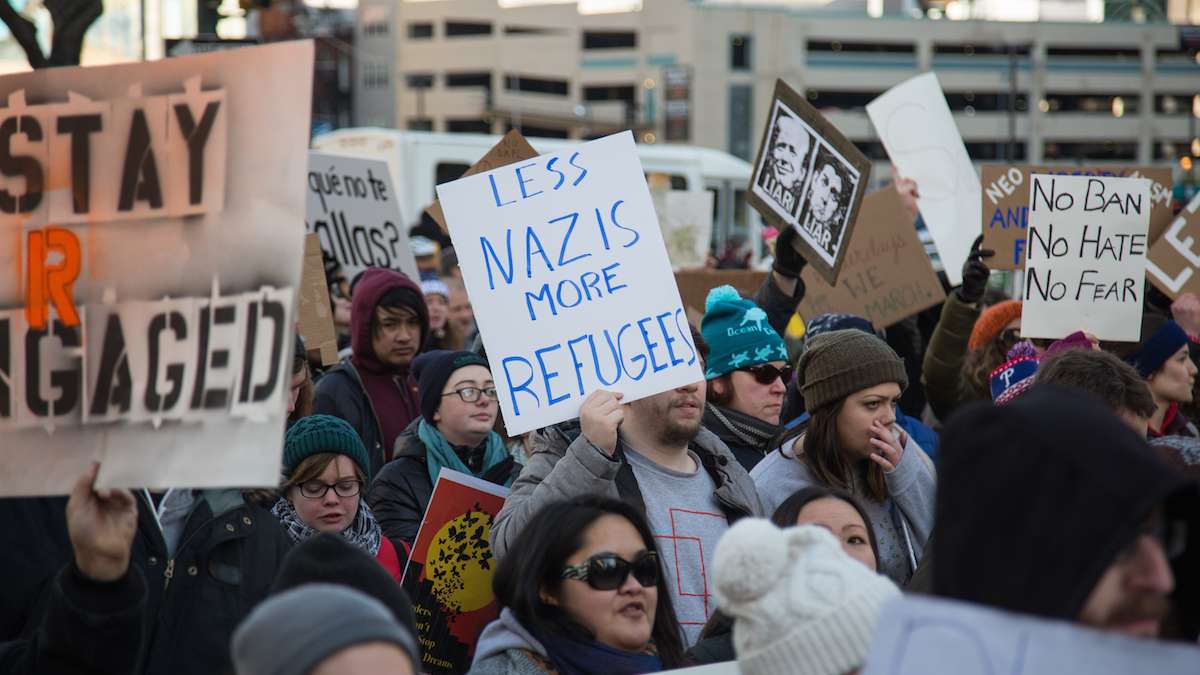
[1,174,1199,675]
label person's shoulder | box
[469,649,554,675]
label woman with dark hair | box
[470,496,686,674]
[690,485,882,664]
[751,330,935,586]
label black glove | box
[772,226,808,279]
[958,235,994,304]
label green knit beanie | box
[796,329,908,411]
[700,285,788,379]
[283,414,372,481]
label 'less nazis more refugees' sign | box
[437,132,704,435]
[1020,174,1150,342]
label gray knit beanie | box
[797,329,907,411]
[232,584,419,675]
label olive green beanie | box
[796,330,908,412]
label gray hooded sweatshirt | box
[468,608,552,675]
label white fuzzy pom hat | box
[712,519,901,675]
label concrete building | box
[355,0,1199,180]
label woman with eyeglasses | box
[750,329,935,586]
[272,414,402,580]
[470,495,686,675]
[369,350,520,558]
[698,285,793,472]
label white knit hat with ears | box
[712,520,901,675]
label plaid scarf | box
[271,496,383,556]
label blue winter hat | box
[1126,320,1189,378]
[700,285,788,379]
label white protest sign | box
[863,596,1200,675]
[0,42,313,496]
[307,152,419,283]
[1020,174,1149,341]
[866,73,979,285]
[437,131,704,436]
[652,189,714,269]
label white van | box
[311,128,764,260]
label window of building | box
[1041,93,1140,115]
[583,84,635,102]
[1042,141,1138,161]
[435,162,470,194]
[507,123,569,139]
[445,21,492,37]
[505,25,563,36]
[964,142,1027,161]
[446,119,491,134]
[1046,46,1139,59]
[363,63,390,90]
[363,21,390,37]
[804,90,881,112]
[728,84,752,161]
[1153,140,1195,162]
[504,74,569,96]
[854,141,889,161]
[943,92,1029,113]
[445,72,492,89]
[406,73,435,89]
[807,40,914,54]
[583,30,636,50]
[408,118,434,131]
[1156,94,1195,115]
[407,22,432,39]
[934,43,1030,56]
[730,35,751,71]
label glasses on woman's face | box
[740,363,794,386]
[561,551,660,591]
[442,386,498,403]
[297,479,362,500]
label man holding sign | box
[436,132,762,646]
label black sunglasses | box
[561,551,660,591]
[741,363,794,385]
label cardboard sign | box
[1020,174,1150,341]
[425,130,539,231]
[862,596,1200,675]
[298,234,339,366]
[653,189,714,269]
[402,469,508,675]
[674,269,769,326]
[0,42,313,495]
[438,132,704,436]
[748,79,870,285]
[982,165,1174,269]
[798,187,945,328]
[1146,192,1200,299]
[307,151,419,283]
[867,73,979,286]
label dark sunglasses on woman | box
[561,551,660,591]
[741,363,794,385]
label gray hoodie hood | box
[471,608,548,666]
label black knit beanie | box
[271,533,417,631]
[413,350,491,423]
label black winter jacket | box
[368,420,520,556]
[0,564,146,675]
[0,490,291,675]
[314,360,389,477]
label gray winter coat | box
[490,421,763,559]
[468,609,554,675]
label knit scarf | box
[704,403,778,449]
[417,418,511,487]
[271,496,382,556]
[535,629,663,675]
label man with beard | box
[934,386,1200,642]
[491,332,763,646]
[801,161,847,255]
[760,113,810,216]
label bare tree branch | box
[46,0,104,67]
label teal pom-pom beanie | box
[700,285,787,379]
[283,414,372,481]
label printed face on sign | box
[754,102,816,220]
[797,143,860,262]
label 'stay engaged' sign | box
[437,132,703,435]
[1021,174,1149,341]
